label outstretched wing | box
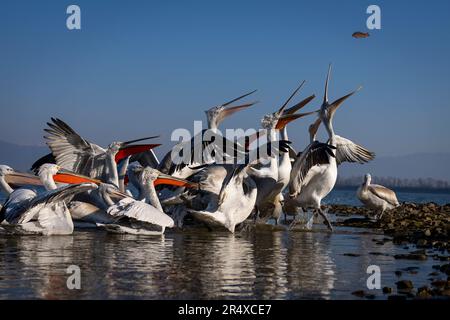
[107,197,174,228]
[1,183,97,224]
[289,141,336,196]
[43,118,106,175]
[331,135,375,165]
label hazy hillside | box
[0,140,48,172]
[338,153,450,182]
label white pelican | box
[158,90,258,178]
[184,140,291,233]
[287,65,374,230]
[250,83,319,224]
[31,118,161,184]
[97,167,198,234]
[357,173,400,219]
[0,164,97,235]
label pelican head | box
[364,173,372,185]
[320,64,362,122]
[205,90,257,129]
[261,112,281,130]
[139,167,199,189]
[0,165,14,177]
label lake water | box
[0,189,449,300]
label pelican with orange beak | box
[30,118,162,184]
[288,64,374,231]
[248,82,321,224]
[0,164,98,235]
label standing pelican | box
[250,83,320,224]
[357,174,399,219]
[288,65,372,230]
[0,164,97,235]
[184,140,291,233]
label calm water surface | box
[0,189,448,300]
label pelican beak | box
[275,110,319,130]
[283,94,316,115]
[217,101,258,123]
[154,173,199,189]
[108,187,130,200]
[5,172,43,187]
[328,86,362,118]
[121,135,160,146]
[276,80,306,115]
[216,90,258,125]
[53,169,102,185]
[116,144,161,163]
[222,90,257,107]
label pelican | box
[97,167,198,234]
[249,83,320,224]
[287,65,374,230]
[184,140,291,233]
[30,118,161,185]
[158,90,258,178]
[357,173,400,219]
[0,164,97,235]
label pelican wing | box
[332,135,375,165]
[36,202,73,235]
[1,183,97,224]
[289,141,336,195]
[130,149,160,168]
[43,118,106,175]
[107,197,174,228]
[368,184,399,207]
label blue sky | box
[0,0,449,157]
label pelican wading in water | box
[357,173,400,219]
[287,64,374,230]
[182,139,292,233]
[0,164,97,235]
[250,82,322,224]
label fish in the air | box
[352,31,370,39]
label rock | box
[440,264,450,275]
[431,280,447,289]
[343,253,360,257]
[424,229,431,237]
[394,253,427,261]
[388,295,407,301]
[382,287,392,294]
[351,290,365,298]
[441,289,450,296]
[416,239,428,247]
[396,280,414,290]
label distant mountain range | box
[0,140,449,185]
[0,140,48,172]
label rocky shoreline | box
[328,202,450,299]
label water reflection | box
[0,228,438,299]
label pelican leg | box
[305,209,314,230]
[318,208,333,231]
[377,210,385,220]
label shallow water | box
[0,189,448,300]
[0,225,446,300]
